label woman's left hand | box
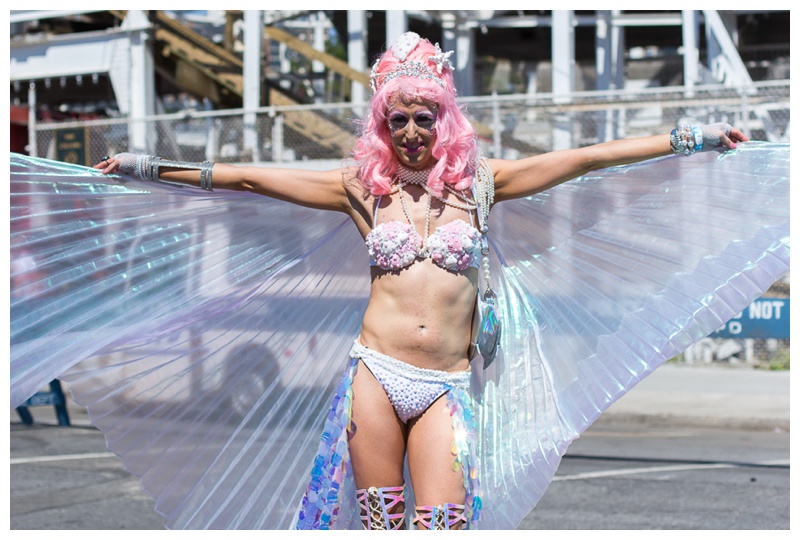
[720,125,750,149]
[704,123,749,150]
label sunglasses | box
[387,110,437,134]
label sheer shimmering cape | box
[9,143,789,529]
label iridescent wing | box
[11,153,370,528]
[474,142,789,528]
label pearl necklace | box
[396,166,430,186]
[390,167,478,212]
[396,182,431,255]
[473,157,495,293]
[392,166,477,255]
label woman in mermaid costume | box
[10,32,787,530]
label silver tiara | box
[369,32,454,93]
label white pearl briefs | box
[350,340,471,423]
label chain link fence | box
[29,80,789,165]
[681,337,790,370]
[26,81,790,369]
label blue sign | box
[710,298,789,339]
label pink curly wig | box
[354,37,478,196]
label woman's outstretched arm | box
[96,156,352,213]
[489,125,748,203]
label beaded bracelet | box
[670,125,704,156]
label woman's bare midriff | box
[359,259,478,373]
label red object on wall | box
[10,105,29,154]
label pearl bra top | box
[366,194,482,272]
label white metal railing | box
[27,81,789,165]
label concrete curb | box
[594,411,789,432]
[598,364,790,432]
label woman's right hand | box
[93,154,121,175]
